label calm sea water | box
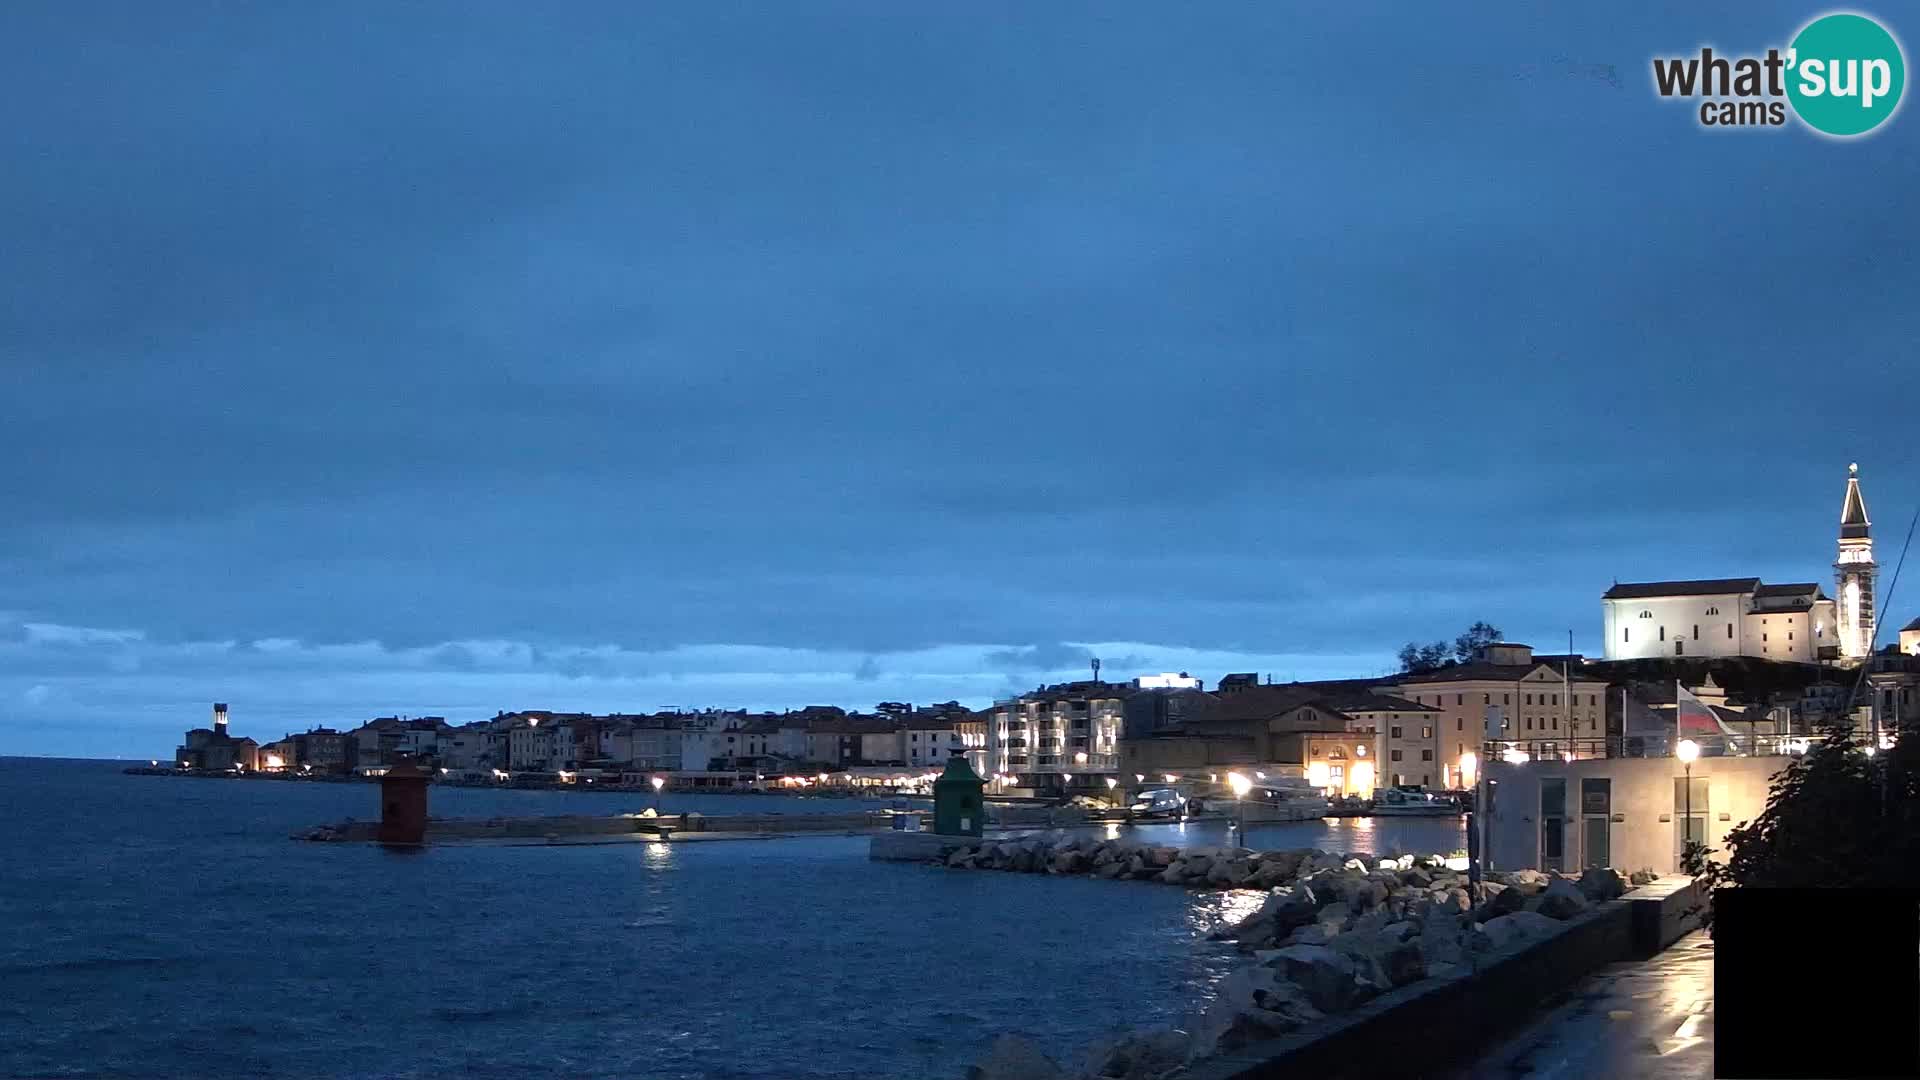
[0,758,1463,1080]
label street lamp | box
[650,775,665,811]
[1676,738,1699,866]
[1104,776,1118,807]
[1227,771,1252,835]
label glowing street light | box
[1458,751,1478,789]
[650,775,665,812]
[1074,751,1088,764]
[1163,774,1178,784]
[1226,772,1252,797]
[1135,773,1146,783]
[1677,739,1699,859]
[1105,776,1118,807]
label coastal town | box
[158,466,1920,824]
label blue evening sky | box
[2,3,1914,755]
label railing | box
[1479,729,1881,761]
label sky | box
[3,3,1916,756]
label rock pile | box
[940,835,1432,891]
[962,849,1637,1080]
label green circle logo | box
[1787,13,1906,136]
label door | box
[1674,776,1709,870]
[1540,778,1566,872]
[1580,777,1611,868]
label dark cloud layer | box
[2,3,1916,754]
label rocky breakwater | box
[960,847,1631,1080]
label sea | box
[0,758,1465,1080]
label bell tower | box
[1836,463,1876,660]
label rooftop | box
[1603,578,1762,600]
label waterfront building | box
[956,710,989,777]
[1118,685,1372,797]
[288,727,355,774]
[438,722,499,772]
[1899,616,1920,656]
[259,738,297,771]
[1385,643,1611,786]
[984,681,1124,793]
[1484,737,1796,876]
[1600,464,1873,664]
[175,703,261,771]
[351,716,449,767]
[902,712,965,766]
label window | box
[1525,718,1533,730]
[1503,694,1511,705]
[1552,718,1559,730]
[1391,726,1403,738]
[1676,641,1684,656]
[1693,625,1699,640]
[1706,606,1719,616]
[1624,628,1630,643]
[1456,717,1463,731]
[1659,626,1666,641]
[1788,631,1794,641]
[1727,624,1734,639]
[1421,726,1433,738]
[1762,633,1768,642]
[1421,749,1433,761]
[1525,693,1533,705]
[1456,694,1463,705]
[1551,694,1558,706]
[1483,693,1491,704]
[1390,749,1403,761]
[1640,610,1653,618]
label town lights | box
[1074,751,1088,764]
[1458,751,1478,788]
[1502,747,1530,765]
[1104,778,1117,789]
[1676,739,1699,765]
[1135,773,1145,783]
[1226,772,1252,797]
[1163,774,1178,784]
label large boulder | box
[1332,924,1425,991]
[1474,911,1563,952]
[1147,846,1179,868]
[1264,944,1368,1013]
[1080,1026,1189,1080]
[1417,909,1468,969]
[1506,869,1550,893]
[1578,867,1626,902]
[1477,883,1527,922]
[1096,860,1129,879]
[1400,867,1434,889]
[1192,967,1324,1056]
[966,1035,1065,1080]
[1537,876,1590,920]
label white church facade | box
[1601,465,1876,665]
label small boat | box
[1201,781,1329,822]
[1371,786,1459,817]
[1127,787,1187,820]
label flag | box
[1675,683,1735,744]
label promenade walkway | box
[1445,931,1714,1080]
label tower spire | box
[1836,463,1876,661]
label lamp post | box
[650,775,665,812]
[1227,771,1252,838]
[1105,776,1119,808]
[1677,738,1699,869]
[1459,750,1480,890]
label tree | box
[1453,621,1504,663]
[1689,710,1920,935]
[1397,621,1503,673]
[1397,640,1452,673]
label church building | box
[1601,464,1875,665]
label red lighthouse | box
[377,760,430,846]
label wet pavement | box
[1445,932,1714,1080]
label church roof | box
[1904,617,1920,632]
[1841,464,1871,539]
[1603,578,1760,600]
[1755,583,1822,597]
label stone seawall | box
[958,836,1650,1080]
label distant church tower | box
[1836,463,1876,660]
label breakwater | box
[950,833,1646,1080]
[297,803,1088,843]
